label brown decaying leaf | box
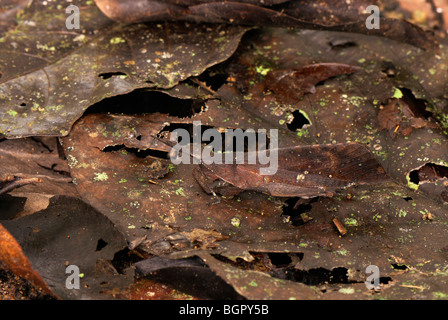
[0,138,77,198]
[0,223,57,298]
[1,195,132,300]
[0,0,249,138]
[193,142,389,198]
[94,0,439,51]
[1,2,446,299]
[265,63,360,104]
[378,98,439,137]
[377,99,402,132]
[196,252,317,299]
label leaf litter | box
[1,0,448,300]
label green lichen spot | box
[213,36,227,43]
[67,155,78,168]
[36,43,56,51]
[175,187,185,197]
[231,217,241,228]
[255,65,271,76]
[110,37,125,44]
[7,110,17,117]
[93,172,109,182]
[344,218,358,226]
[398,209,407,218]
[248,280,258,287]
[433,292,447,299]
[393,88,403,99]
[339,287,354,294]
[296,129,308,138]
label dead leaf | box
[0,138,78,219]
[0,0,249,138]
[1,195,132,299]
[378,100,402,132]
[194,142,389,198]
[0,222,57,298]
[94,0,438,50]
[265,63,360,104]
[135,255,243,299]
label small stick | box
[0,177,41,196]
[333,217,347,236]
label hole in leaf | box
[111,248,144,274]
[196,70,229,91]
[380,277,393,285]
[409,170,420,185]
[391,263,408,270]
[382,61,397,77]
[276,267,391,286]
[98,72,127,80]
[95,238,108,251]
[287,110,311,131]
[102,144,170,159]
[400,88,432,119]
[281,198,316,226]
[409,163,448,185]
[268,253,293,267]
[85,90,204,118]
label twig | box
[0,177,41,196]
[333,217,347,236]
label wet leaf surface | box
[0,222,56,298]
[60,23,448,299]
[94,0,438,50]
[0,0,248,138]
[265,63,360,104]
[193,142,389,198]
[135,255,243,299]
[1,195,132,299]
[2,0,448,300]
